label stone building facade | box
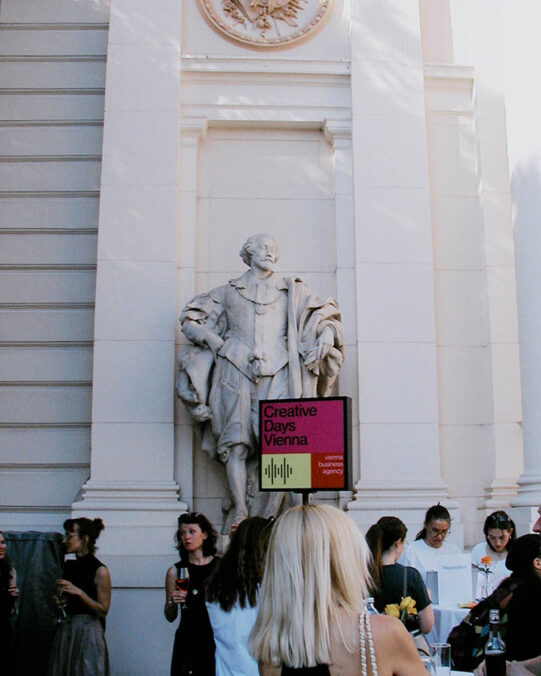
[1,1,540,672]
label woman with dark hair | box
[0,531,19,676]
[48,517,111,675]
[366,516,434,634]
[206,516,273,676]
[502,533,541,660]
[165,512,219,675]
[471,511,516,598]
[399,504,461,584]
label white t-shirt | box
[206,599,259,676]
[470,541,510,598]
[399,538,462,584]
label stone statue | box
[176,234,344,529]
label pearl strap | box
[359,609,378,676]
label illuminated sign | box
[259,397,352,492]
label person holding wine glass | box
[48,517,111,675]
[164,512,219,675]
[0,530,19,676]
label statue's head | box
[239,234,279,269]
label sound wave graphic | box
[264,457,294,486]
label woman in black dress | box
[164,512,219,676]
[0,531,19,676]
[48,517,111,675]
[366,516,434,635]
[503,533,541,661]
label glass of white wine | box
[54,582,67,623]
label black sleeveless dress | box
[48,553,110,676]
[282,666,331,675]
[63,553,106,625]
[170,557,218,676]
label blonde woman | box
[249,504,426,676]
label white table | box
[428,604,469,644]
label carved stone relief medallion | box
[196,0,334,48]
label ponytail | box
[366,523,384,590]
[366,516,407,591]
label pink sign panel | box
[259,397,351,492]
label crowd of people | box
[1,503,540,675]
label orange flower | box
[481,555,492,566]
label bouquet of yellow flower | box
[384,596,419,631]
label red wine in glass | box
[175,567,190,609]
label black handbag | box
[447,579,517,671]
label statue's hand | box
[203,331,224,356]
[315,326,334,362]
[191,404,212,422]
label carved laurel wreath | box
[197,0,334,48]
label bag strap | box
[470,580,518,622]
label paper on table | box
[427,555,473,607]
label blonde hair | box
[249,504,372,668]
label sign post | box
[259,396,352,495]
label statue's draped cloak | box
[179,273,344,461]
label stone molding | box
[72,479,184,511]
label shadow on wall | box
[511,159,541,438]
[5,532,64,676]
[511,160,541,262]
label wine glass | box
[54,583,68,623]
[175,567,190,609]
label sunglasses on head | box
[491,513,511,528]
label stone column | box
[324,119,360,490]
[347,0,461,543]
[503,0,541,532]
[72,4,187,668]
[174,116,208,508]
[472,1,522,514]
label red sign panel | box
[259,397,351,492]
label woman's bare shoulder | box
[165,564,177,580]
[371,615,426,676]
[259,665,281,676]
[371,614,406,635]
